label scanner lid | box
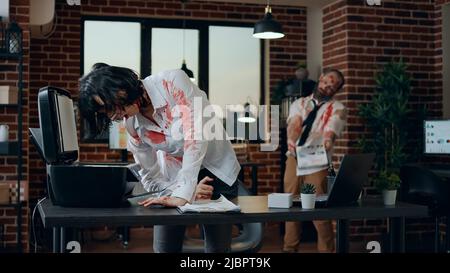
[38,86,79,164]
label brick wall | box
[0,0,30,251]
[322,0,443,244]
[28,0,306,200]
[432,0,450,240]
[432,0,450,166]
[8,0,450,251]
[324,0,439,161]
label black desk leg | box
[336,219,349,253]
[53,227,60,253]
[251,166,258,195]
[238,169,244,185]
[446,216,450,253]
[60,227,66,253]
[122,227,130,248]
[389,217,405,253]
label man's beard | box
[313,88,332,103]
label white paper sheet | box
[296,138,328,170]
[177,195,241,213]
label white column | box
[307,5,323,81]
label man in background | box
[283,68,347,253]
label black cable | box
[32,197,47,253]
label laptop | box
[294,153,375,208]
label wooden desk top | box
[38,196,428,228]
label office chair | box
[182,180,264,253]
[400,165,450,253]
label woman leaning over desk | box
[78,63,241,253]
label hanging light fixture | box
[238,102,257,124]
[180,0,195,82]
[253,0,285,39]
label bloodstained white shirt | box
[125,69,240,203]
[287,94,347,176]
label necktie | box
[298,101,323,147]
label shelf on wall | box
[0,39,23,253]
[0,141,18,155]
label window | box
[83,20,141,75]
[81,18,264,143]
[151,28,199,80]
[209,26,261,120]
[82,20,141,142]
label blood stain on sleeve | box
[144,130,166,144]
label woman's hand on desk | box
[139,196,188,207]
[194,176,214,201]
[138,177,214,207]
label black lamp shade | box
[238,103,257,123]
[6,21,22,54]
[180,61,195,80]
[253,11,284,39]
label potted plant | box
[300,183,316,209]
[358,60,417,205]
[358,60,412,174]
[374,171,401,205]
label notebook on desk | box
[177,195,241,213]
[293,153,375,208]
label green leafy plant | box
[358,60,415,185]
[374,171,401,191]
[301,183,316,194]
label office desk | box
[38,197,428,253]
[429,168,450,178]
[409,164,450,179]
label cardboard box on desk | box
[268,193,293,208]
[0,86,18,104]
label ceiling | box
[195,0,337,8]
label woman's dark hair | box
[78,63,143,137]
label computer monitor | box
[424,120,450,155]
[38,86,79,164]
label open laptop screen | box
[326,153,375,207]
